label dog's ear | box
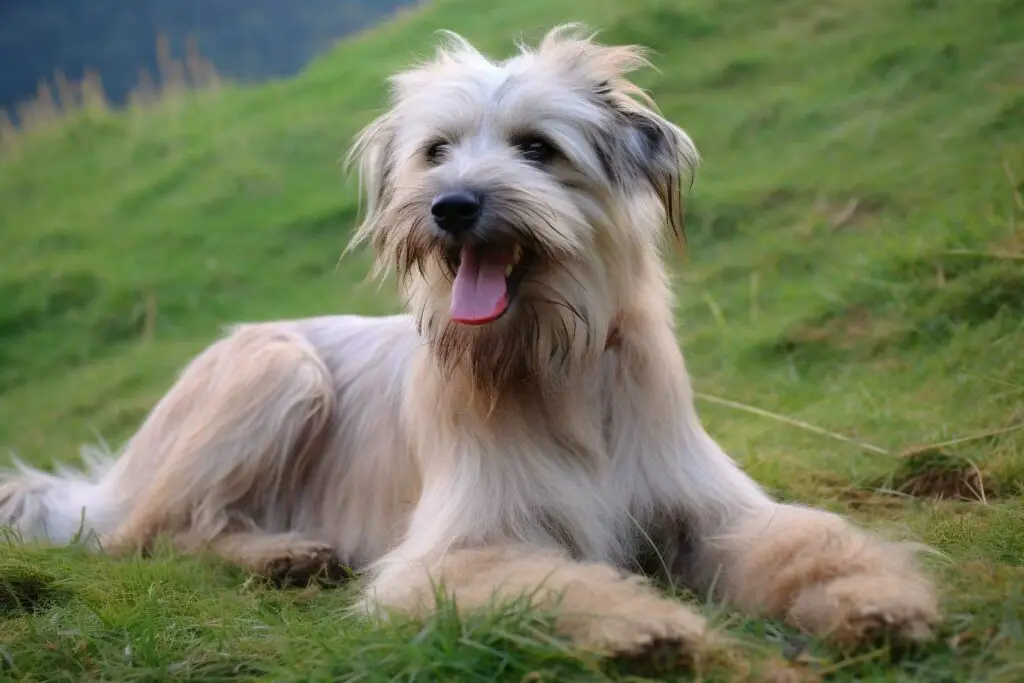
[345,111,396,259]
[534,27,698,243]
[602,88,699,246]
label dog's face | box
[348,25,698,394]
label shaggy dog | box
[2,25,939,665]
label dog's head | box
[347,24,698,394]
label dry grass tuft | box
[1,33,222,158]
[888,448,989,502]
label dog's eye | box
[425,141,449,166]
[516,137,556,165]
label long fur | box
[1,25,939,663]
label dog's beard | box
[427,280,592,397]
[368,191,601,396]
[397,234,601,399]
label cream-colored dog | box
[1,25,939,665]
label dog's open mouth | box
[450,243,529,325]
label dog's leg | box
[675,423,939,652]
[208,531,352,586]
[686,501,940,651]
[613,323,940,651]
[100,324,337,569]
[363,543,721,666]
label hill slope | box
[1,0,1022,680]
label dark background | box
[0,0,418,112]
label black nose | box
[431,191,482,235]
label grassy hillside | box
[1,0,1022,680]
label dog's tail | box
[0,445,121,546]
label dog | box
[2,25,939,666]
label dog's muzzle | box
[432,190,531,326]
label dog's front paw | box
[565,598,726,672]
[264,543,353,588]
[787,572,940,651]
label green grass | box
[2,0,1023,679]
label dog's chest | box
[516,444,640,566]
[508,381,643,563]
[466,371,648,565]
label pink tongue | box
[451,245,513,325]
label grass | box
[1,0,1022,679]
